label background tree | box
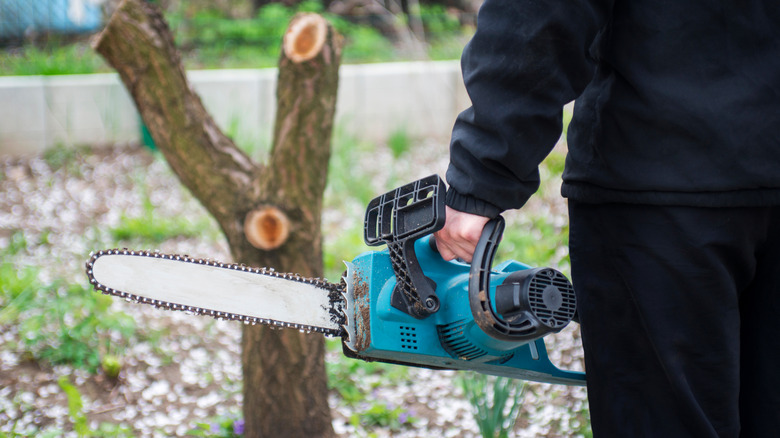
[93,0,342,436]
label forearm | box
[446,0,613,215]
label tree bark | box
[93,2,342,437]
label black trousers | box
[568,202,780,438]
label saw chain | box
[86,249,347,337]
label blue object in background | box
[0,0,103,39]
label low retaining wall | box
[0,61,469,156]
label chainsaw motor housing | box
[342,175,585,385]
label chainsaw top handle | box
[364,175,447,318]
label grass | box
[108,178,213,245]
[188,414,244,438]
[0,254,40,325]
[499,214,570,275]
[0,43,108,76]
[0,232,143,376]
[110,207,206,244]
[41,143,93,178]
[458,372,526,438]
[387,126,413,159]
[51,376,134,437]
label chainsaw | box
[86,175,585,385]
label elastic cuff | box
[445,188,503,218]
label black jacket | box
[446,0,780,217]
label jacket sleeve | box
[446,0,613,217]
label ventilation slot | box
[400,326,418,350]
[438,321,487,360]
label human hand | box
[433,206,490,263]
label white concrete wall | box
[0,61,469,156]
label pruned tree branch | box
[94,1,342,436]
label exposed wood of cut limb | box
[93,1,343,436]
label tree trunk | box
[93,1,342,437]
[241,12,342,438]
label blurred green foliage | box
[0,232,142,375]
[0,1,473,76]
[458,372,525,438]
[109,184,211,244]
[0,43,108,76]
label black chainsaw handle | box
[468,216,506,304]
[364,175,446,319]
[469,215,578,341]
[469,216,517,339]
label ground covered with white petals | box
[0,143,588,437]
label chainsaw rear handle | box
[469,216,577,342]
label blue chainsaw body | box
[342,175,586,386]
